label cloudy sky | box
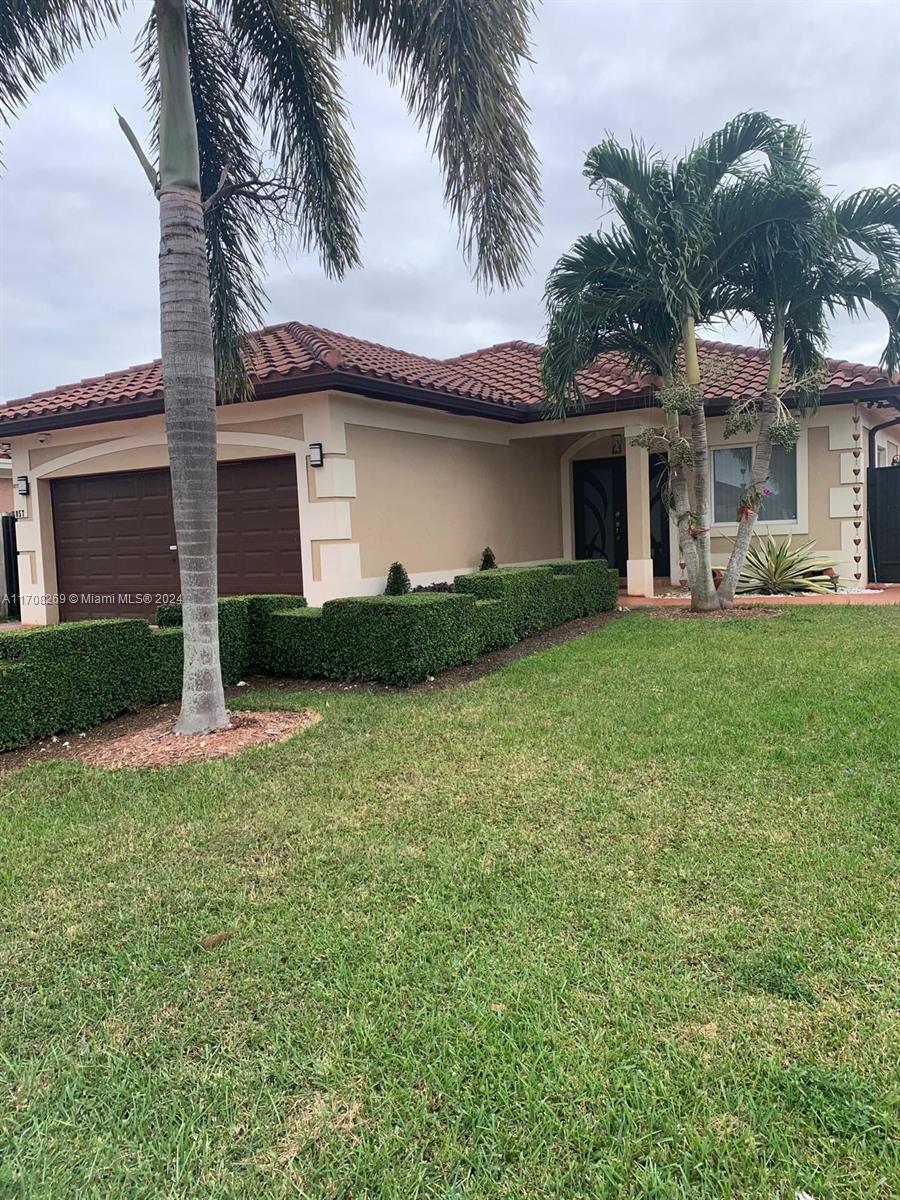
[2,0,899,402]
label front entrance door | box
[573,457,628,575]
[649,454,672,578]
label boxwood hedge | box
[324,593,479,686]
[0,562,617,750]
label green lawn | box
[1,609,897,1199]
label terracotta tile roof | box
[0,321,896,434]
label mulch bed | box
[642,606,784,620]
[78,709,320,770]
[0,609,621,773]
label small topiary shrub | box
[384,561,411,596]
[324,593,478,686]
[479,546,498,571]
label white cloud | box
[1,0,898,400]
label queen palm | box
[1,0,540,732]
[542,112,821,610]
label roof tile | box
[0,322,895,433]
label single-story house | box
[0,321,898,625]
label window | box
[712,444,797,524]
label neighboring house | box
[0,322,898,625]
[0,451,12,513]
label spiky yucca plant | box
[1,0,540,732]
[736,535,837,595]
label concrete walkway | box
[625,584,900,607]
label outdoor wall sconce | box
[16,476,29,497]
[309,442,324,468]
[611,435,623,455]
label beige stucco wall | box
[347,422,563,579]
[4,383,892,624]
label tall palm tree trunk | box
[682,316,721,611]
[156,0,229,734]
[717,324,785,604]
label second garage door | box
[52,456,303,621]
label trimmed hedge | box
[474,598,518,653]
[0,562,617,750]
[0,595,304,751]
[454,558,618,637]
[541,558,619,616]
[156,594,304,678]
[0,620,181,751]
[324,593,478,686]
[263,607,327,678]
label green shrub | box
[474,598,517,653]
[384,562,411,596]
[479,546,498,571]
[324,593,478,686]
[454,566,559,637]
[455,560,618,636]
[154,594,304,680]
[0,620,168,751]
[543,558,619,615]
[262,608,327,677]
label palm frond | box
[583,134,658,206]
[677,111,784,200]
[826,264,900,377]
[213,0,361,278]
[833,186,900,273]
[323,0,540,289]
[0,0,127,125]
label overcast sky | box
[1,0,899,402]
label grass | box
[1,608,898,1199]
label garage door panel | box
[52,456,302,621]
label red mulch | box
[67,709,318,771]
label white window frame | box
[708,426,809,536]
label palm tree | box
[714,153,900,601]
[2,0,540,732]
[542,112,817,610]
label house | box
[0,322,898,625]
[0,451,12,514]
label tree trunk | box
[681,315,720,611]
[717,324,785,605]
[156,0,229,734]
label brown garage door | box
[52,456,302,621]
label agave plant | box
[736,535,837,595]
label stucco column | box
[623,427,654,597]
[9,444,59,625]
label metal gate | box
[1,514,19,621]
[868,465,900,583]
